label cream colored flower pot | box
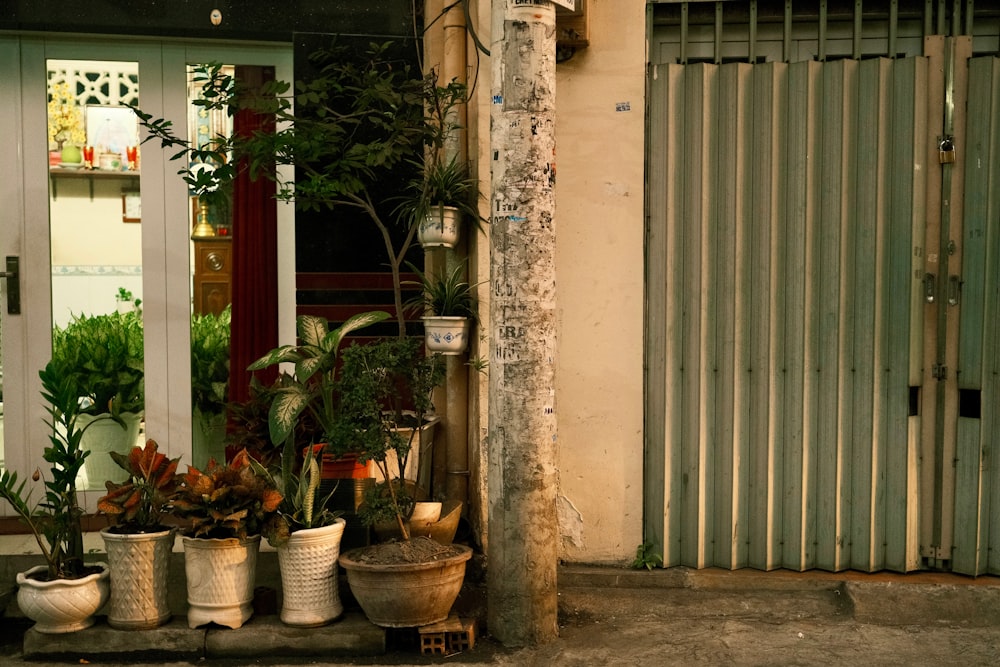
[183,535,260,629]
[418,205,462,248]
[422,316,471,356]
[277,518,346,627]
[16,564,110,634]
[101,527,176,629]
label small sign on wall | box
[550,0,575,9]
[122,192,141,223]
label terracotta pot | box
[374,500,462,545]
[182,535,260,629]
[277,519,346,627]
[101,527,176,629]
[339,543,471,628]
[16,564,110,633]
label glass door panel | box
[47,58,144,490]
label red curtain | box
[228,65,278,405]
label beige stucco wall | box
[464,0,647,565]
[551,1,647,564]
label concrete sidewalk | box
[3,565,1000,665]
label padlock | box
[939,137,956,164]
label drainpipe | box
[426,0,470,507]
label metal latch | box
[0,256,19,314]
[948,275,961,306]
[924,273,935,303]
[932,363,947,380]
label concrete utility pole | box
[487,0,559,646]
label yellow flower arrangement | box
[47,80,86,148]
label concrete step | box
[558,565,1000,628]
[21,613,386,662]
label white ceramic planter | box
[78,411,143,487]
[277,518,346,627]
[101,527,176,629]
[16,563,110,633]
[182,535,260,629]
[418,206,462,248]
[422,316,471,356]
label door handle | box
[0,256,20,314]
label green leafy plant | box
[250,444,340,548]
[337,337,445,538]
[631,541,663,571]
[51,311,144,417]
[404,260,479,321]
[190,304,231,416]
[97,438,180,534]
[115,286,142,312]
[171,448,283,540]
[394,154,484,233]
[247,310,390,450]
[0,361,103,580]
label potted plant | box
[0,361,110,633]
[170,448,282,629]
[404,259,479,355]
[51,310,144,486]
[190,304,231,468]
[397,155,483,249]
[335,337,471,628]
[246,310,391,472]
[47,80,86,165]
[250,446,345,627]
[97,438,180,629]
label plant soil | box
[347,536,464,565]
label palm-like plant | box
[404,260,479,321]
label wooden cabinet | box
[193,237,232,315]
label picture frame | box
[86,104,139,156]
[122,192,141,223]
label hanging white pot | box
[418,205,462,248]
[182,534,260,629]
[16,564,110,634]
[277,518,346,627]
[101,527,176,630]
[422,316,471,356]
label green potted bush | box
[190,304,231,468]
[51,310,144,486]
[335,336,471,628]
[97,438,180,629]
[0,361,110,633]
[404,259,479,355]
[171,448,282,629]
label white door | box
[0,36,293,513]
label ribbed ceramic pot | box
[418,206,461,248]
[182,535,260,629]
[16,563,110,633]
[277,518,346,627]
[101,527,176,629]
[339,544,471,628]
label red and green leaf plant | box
[171,448,283,540]
[97,439,180,534]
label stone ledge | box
[22,613,385,661]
